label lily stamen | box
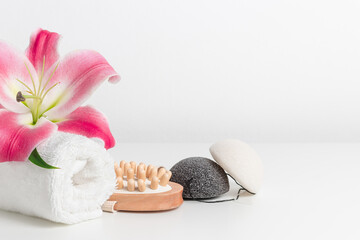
[16,91,42,102]
[38,56,45,94]
[16,91,25,102]
[24,62,36,95]
[15,59,60,124]
[16,78,34,95]
[40,62,59,97]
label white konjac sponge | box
[209,139,264,194]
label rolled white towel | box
[0,132,116,224]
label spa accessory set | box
[0,30,263,224]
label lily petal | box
[56,106,115,149]
[0,110,58,162]
[0,41,38,113]
[39,50,120,120]
[26,29,60,74]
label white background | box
[1,0,360,143]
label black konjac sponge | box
[170,157,229,199]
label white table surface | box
[0,143,359,240]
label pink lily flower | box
[0,29,120,164]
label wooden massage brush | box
[102,161,183,212]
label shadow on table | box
[0,209,65,228]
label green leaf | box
[29,148,60,169]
